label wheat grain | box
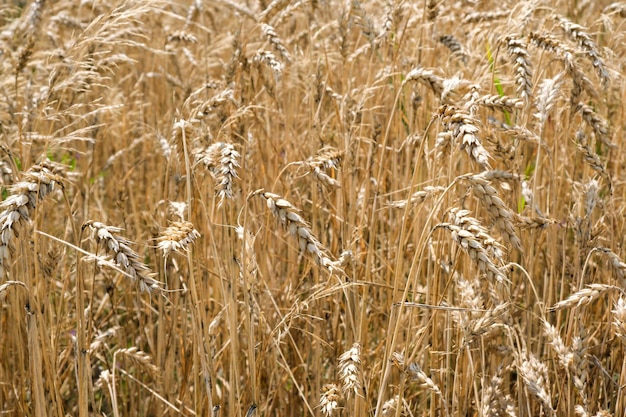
[557,16,609,85]
[505,35,533,101]
[517,353,554,416]
[157,221,200,257]
[549,284,613,311]
[195,142,241,206]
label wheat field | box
[0,0,625,416]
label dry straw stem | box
[0,160,65,279]
[157,221,200,258]
[252,190,342,274]
[320,383,340,417]
[338,342,362,397]
[83,221,159,293]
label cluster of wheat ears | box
[0,0,625,416]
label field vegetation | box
[0,0,625,416]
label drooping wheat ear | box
[543,321,573,369]
[319,383,341,417]
[82,221,159,293]
[253,190,342,274]
[612,297,626,344]
[505,35,533,102]
[548,284,614,311]
[195,142,240,206]
[576,103,615,149]
[449,207,507,262]
[557,16,609,85]
[261,23,291,63]
[488,118,551,160]
[603,3,626,16]
[595,247,626,282]
[157,221,200,258]
[402,68,444,97]
[0,160,14,186]
[481,368,517,417]
[388,186,445,209]
[571,329,590,410]
[462,171,522,251]
[380,395,410,417]
[351,0,378,47]
[517,353,554,416]
[115,346,159,378]
[437,105,492,170]
[462,10,509,24]
[528,32,597,104]
[476,94,524,113]
[0,160,65,279]
[576,131,612,192]
[338,343,362,397]
[302,146,343,189]
[534,72,563,132]
[407,362,443,397]
[439,35,468,64]
[461,304,510,345]
[253,51,284,78]
[435,210,507,285]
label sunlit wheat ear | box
[195,142,240,206]
[517,353,554,416]
[402,68,444,97]
[261,23,291,63]
[388,186,445,209]
[115,346,159,379]
[82,221,159,293]
[0,160,65,279]
[252,189,342,274]
[319,383,340,417]
[571,329,591,411]
[338,343,362,397]
[505,34,533,101]
[157,221,200,258]
[557,16,609,85]
[534,72,563,132]
[380,395,410,417]
[253,50,284,79]
[236,226,258,291]
[543,321,573,369]
[302,146,343,189]
[437,105,492,170]
[462,10,509,24]
[476,94,524,113]
[481,368,516,417]
[612,297,626,344]
[548,284,613,311]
